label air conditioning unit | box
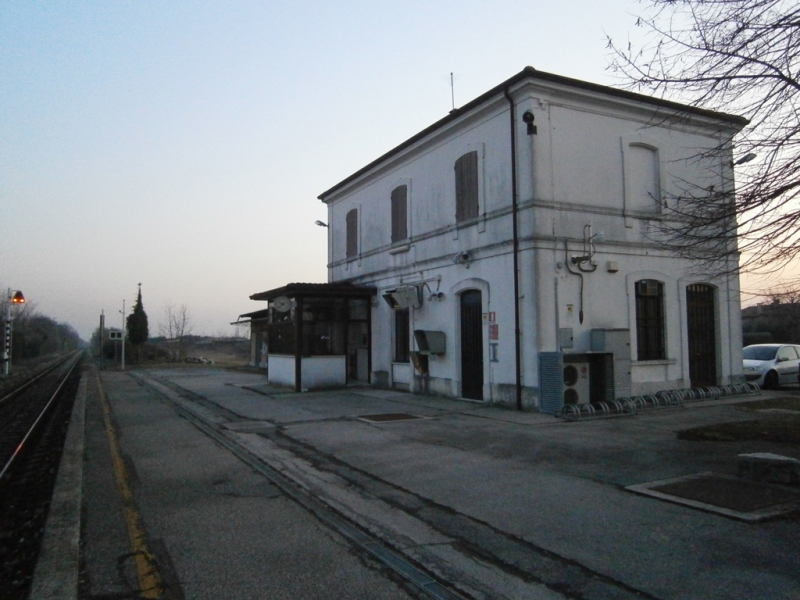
[563,361,590,405]
[539,352,615,414]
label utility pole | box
[99,311,105,358]
[120,299,126,371]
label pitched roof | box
[249,282,377,301]
[318,66,748,201]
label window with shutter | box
[346,208,358,258]
[628,144,661,214]
[391,185,408,243]
[455,151,479,222]
[635,279,666,360]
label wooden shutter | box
[391,185,408,242]
[346,208,358,258]
[455,151,479,222]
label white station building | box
[246,67,748,412]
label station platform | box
[30,365,800,600]
[32,367,418,599]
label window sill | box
[632,359,676,366]
[455,213,486,231]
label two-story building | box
[310,66,747,411]
[242,67,746,410]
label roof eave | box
[317,66,749,202]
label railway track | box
[0,351,84,600]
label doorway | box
[686,284,717,387]
[460,290,484,399]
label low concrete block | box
[738,453,800,485]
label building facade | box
[317,67,747,410]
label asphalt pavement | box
[32,366,800,600]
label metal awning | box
[232,308,271,324]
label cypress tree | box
[127,283,149,353]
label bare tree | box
[232,321,250,340]
[608,0,800,274]
[159,303,193,361]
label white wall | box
[268,354,347,390]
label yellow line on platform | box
[95,370,164,599]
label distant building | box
[742,302,800,346]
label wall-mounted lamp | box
[522,110,537,135]
[452,251,471,267]
[315,220,328,227]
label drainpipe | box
[504,87,523,411]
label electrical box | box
[590,329,631,399]
[558,328,574,349]
[414,330,446,355]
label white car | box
[742,344,800,389]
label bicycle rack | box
[555,381,759,421]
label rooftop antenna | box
[450,72,455,111]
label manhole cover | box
[358,413,422,423]
[627,472,800,521]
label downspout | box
[504,87,523,411]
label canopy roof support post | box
[294,296,303,392]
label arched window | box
[635,279,665,360]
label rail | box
[0,351,81,406]
[0,352,83,481]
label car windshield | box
[743,346,779,361]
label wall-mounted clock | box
[272,296,291,312]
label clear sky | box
[1,0,690,340]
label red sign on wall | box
[489,324,499,340]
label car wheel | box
[764,370,779,390]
